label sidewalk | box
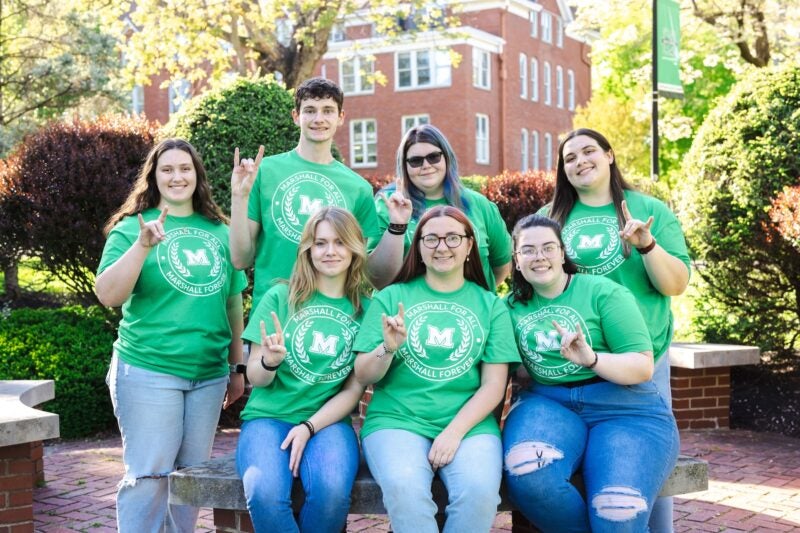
[33,429,800,532]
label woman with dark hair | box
[96,138,247,532]
[236,206,372,533]
[543,128,690,531]
[353,205,519,533]
[369,124,512,290]
[502,214,679,532]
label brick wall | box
[215,509,254,532]
[671,367,731,430]
[0,441,43,533]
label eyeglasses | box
[420,233,468,249]
[406,151,443,168]
[515,243,561,258]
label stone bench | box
[169,453,708,532]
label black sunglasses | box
[406,151,443,168]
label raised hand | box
[619,200,655,248]
[382,302,407,352]
[231,145,265,198]
[552,320,595,368]
[379,179,413,224]
[137,206,168,248]
[260,311,287,367]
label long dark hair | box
[393,205,488,291]
[508,214,578,306]
[104,138,226,235]
[547,128,635,257]
[390,124,470,219]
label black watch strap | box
[229,363,247,374]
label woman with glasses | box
[353,205,519,533]
[502,214,679,532]
[368,124,512,291]
[541,128,690,531]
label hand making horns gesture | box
[382,302,407,352]
[619,200,655,249]
[260,311,287,368]
[379,178,413,225]
[231,145,265,198]
[137,206,168,248]
[552,320,595,368]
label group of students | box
[96,77,690,533]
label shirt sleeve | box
[367,193,391,251]
[481,298,521,364]
[352,288,392,353]
[96,218,136,275]
[651,199,691,273]
[247,165,264,223]
[483,199,513,267]
[596,282,653,354]
[242,285,287,344]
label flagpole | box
[652,0,659,182]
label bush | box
[481,170,555,232]
[164,77,300,211]
[678,62,800,354]
[0,116,157,302]
[0,306,118,438]
[769,185,800,252]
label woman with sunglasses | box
[353,205,519,533]
[369,124,512,291]
[541,128,690,531]
[502,214,679,532]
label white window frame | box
[530,57,539,102]
[340,56,375,95]
[519,53,528,99]
[521,129,529,171]
[556,66,564,109]
[556,17,564,48]
[544,132,553,170]
[568,69,576,111]
[475,114,489,164]
[168,79,191,114]
[131,85,144,115]
[529,10,538,38]
[395,48,451,90]
[541,11,553,44]
[350,119,378,168]
[472,48,491,90]
[543,62,552,106]
[531,130,540,171]
[329,23,346,43]
[401,114,430,135]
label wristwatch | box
[229,363,247,374]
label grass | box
[0,257,74,298]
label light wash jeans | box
[502,379,679,533]
[107,353,227,533]
[362,429,502,533]
[650,354,675,532]
[236,418,359,533]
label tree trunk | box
[3,262,20,300]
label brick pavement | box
[32,429,800,532]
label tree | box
[122,0,459,90]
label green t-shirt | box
[369,186,512,291]
[505,274,652,385]
[241,284,370,424]
[540,190,690,359]
[247,150,380,307]
[97,209,248,381]
[353,277,520,440]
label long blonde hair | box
[289,207,372,316]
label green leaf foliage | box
[678,62,800,354]
[0,306,118,438]
[164,78,300,212]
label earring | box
[466,256,470,262]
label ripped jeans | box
[502,380,679,533]
[107,353,227,532]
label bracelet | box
[586,351,599,370]
[376,343,396,359]
[387,223,408,235]
[637,237,657,255]
[229,363,246,374]
[300,420,315,438]
[260,356,281,372]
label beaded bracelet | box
[300,420,315,438]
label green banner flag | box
[656,0,683,98]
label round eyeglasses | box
[406,151,443,168]
[420,233,468,249]
[515,243,561,258]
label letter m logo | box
[183,249,211,266]
[534,330,560,351]
[577,235,604,249]
[298,195,325,215]
[309,331,339,356]
[426,326,455,348]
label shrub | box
[481,170,555,232]
[164,77,300,211]
[678,62,800,354]
[0,306,118,438]
[768,185,800,252]
[0,116,157,302]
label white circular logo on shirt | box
[283,305,359,385]
[562,215,624,275]
[271,171,346,243]
[157,228,226,297]
[399,301,483,382]
[515,305,591,380]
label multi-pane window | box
[521,129,529,171]
[396,49,451,89]
[131,85,144,115]
[168,79,191,114]
[350,119,377,167]
[531,130,540,170]
[473,48,491,89]
[543,62,552,106]
[475,114,489,164]
[329,23,346,43]
[340,56,374,94]
[568,69,576,111]
[519,54,528,99]
[402,114,430,135]
[530,58,539,102]
[556,66,564,109]
[544,133,553,170]
[556,17,564,47]
[529,10,538,38]
[541,12,553,44]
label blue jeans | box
[107,353,227,533]
[236,418,359,533]
[503,380,679,533]
[650,354,675,532]
[362,429,502,533]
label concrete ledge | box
[669,343,760,370]
[0,380,60,447]
[169,454,708,512]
